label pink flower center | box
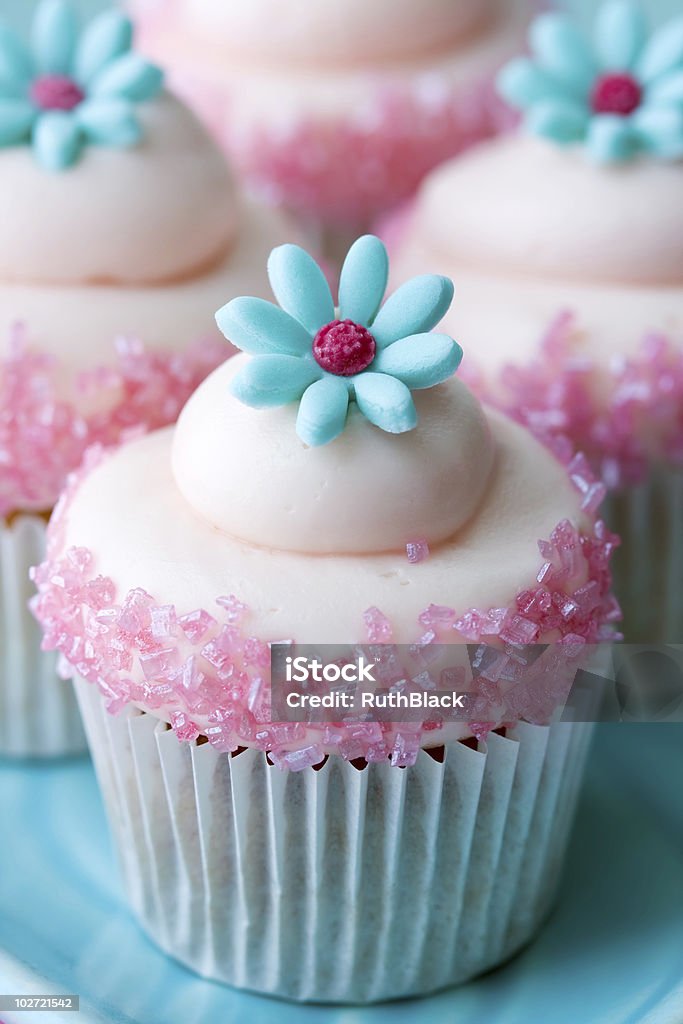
[30,74,85,112]
[591,72,642,116]
[312,319,377,376]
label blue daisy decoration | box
[216,236,463,447]
[0,0,163,170]
[497,1,683,162]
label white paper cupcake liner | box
[0,515,86,757]
[76,676,594,1004]
[604,465,683,643]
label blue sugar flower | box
[497,1,683,163]
[216,236,463,447]
[0,0,163,170]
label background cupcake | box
[0,0,297,755]
[386,1,683,643]
[126,0,530,248]
[33,238,619,1001]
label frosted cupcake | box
[0,0,296,756]
[32,237,619,1002]
[127,0,530,236]
[387,1,683,643]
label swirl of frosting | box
[418,135,683,286]
[0,93,237,285]
[175,0,495,66]
[172,354,495,554]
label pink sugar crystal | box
[150,605,177,640]
[216,594,249,623]
[363,606,393,643]
[390,732,420,768]
[406,538,430,564]
[419,604,456,628]
[271,745,325,772]
[469,722,494,744]
[178,609,216,644]
[170,711,200,743]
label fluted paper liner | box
[605,464,683,643]
[76,677,593,1004]
[0,515,86,757]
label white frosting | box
[390,135,683,389]
[415,136,683,286]
[0,93,236,286]
[172,0,495,66]
[0,199,297,411]
[60,410,587,646]
[172,355,495,555]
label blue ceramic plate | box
[0,724,682,1024]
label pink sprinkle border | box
[31,443,620,770]
[169,69,512,226]
[461,315,683,490]
[0,328,227,515]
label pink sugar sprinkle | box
[390,732,420,768]
[469,722,494,744]
[406,537,430,564]
[419,604,455,628]
[363,606,393,643]
[0,332,225,515]
[170,711,200,743]
[216,594,249,623]
[178,609,216,644]
[270,745,325,772]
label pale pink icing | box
[172,357,495,554]
[0,94,237,286]
[411,136,683,286]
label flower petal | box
[586,114,637,163]
[595,1,646,71]
[267,244,334,335]
[371,275,454,350]
[647,69,683,105]
[372,334,463,390]
[296,377,350,447]
[636,16,683,85]
[631,105,683,159]
[90,53,163,101]
[353,373,417,434]
[0,98,36,145]
[32,0,77,75]
[338,234,389,326]
[497,58,568,110]
[76,98,141,147]
[529,13,597,96]
[526,99,589,144]
[216,297,313,356]
[0,25,33,90]
[32,110,81,170]
[74,9,133,87]
[230,355,322,409]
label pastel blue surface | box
[0,725,682,1024]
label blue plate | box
[0,724,682,1024]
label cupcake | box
[32,236,619,1001]
[0,0,297,756]
[127,0,530,239]
[387,1,683,643]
